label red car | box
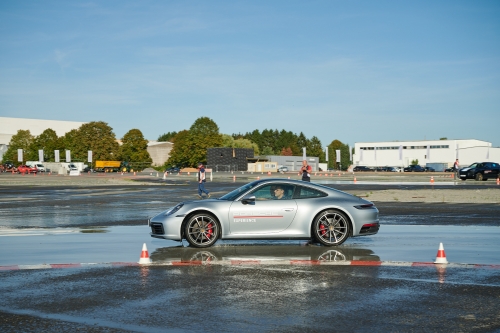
[17,165,38,174]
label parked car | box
[17,165,38,174]
[149,179,380,248]
[459,162,500,181]
[444,167,455,172]
[386,167,402,172]
[353,166,373,172]
[166,167,180,173]
[403,165,425,172]
[424,167,435,172]
[277,166,289,173]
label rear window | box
[294,186,327,199]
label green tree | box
[185,117,223,166]
[221,134,259,155]
[296,132,309,152]
[120,129,152,168]
[308,136,325,162]
[166,130,191,167]
[3,130,34,164]
[158,131,178,142]
[411,159,419,165]
[63,121,120,164]
[261,146,274,155]
[221,134,235,147]
[61,129,80,157]
[233,138,259,155]
[327,139,350,170]
[29,128,62,162]
[261,129,277,154]
[276,130,297,153]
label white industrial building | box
[0,117,172,166]
[0,117,87,161]
[147,141,173,166]
[353,139,500,171]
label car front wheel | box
[475,173,483,181]
[313,210,350,246]
[184,213,220,248]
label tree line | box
[3,117,353,170]
[2,121,152,167]
[162,117,352,170]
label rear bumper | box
[359,222,380,235]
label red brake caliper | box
[206,223,213,239]
[320,224,326,236]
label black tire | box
[312,210,350,246]
[475,173,483,181]
[184,213,220,248]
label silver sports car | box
[149,179,380,248]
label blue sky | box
[1,1,499,147]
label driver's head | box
[274,185,285,196]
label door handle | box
[283,208,295,212]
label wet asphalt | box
[1,265,499,332]
[1,175,500,332]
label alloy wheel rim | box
[187,216,217,245]
[317,212,347,244]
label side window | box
[249,184,295,200]
[294,186,327,199]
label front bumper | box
[149,216,183,241]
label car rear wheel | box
[184,213,220,248]
[475,173,483,181]
[313,210,350,246]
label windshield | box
[219,182,260,201]
[468,163,477,168]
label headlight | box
[164,203,184,216]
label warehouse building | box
[147,141,173,166]
[353,139,500,171]
[0,117,87,161]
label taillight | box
[354,204,374,210]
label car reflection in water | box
[150,244,380,263]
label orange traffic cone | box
[354,177,357,183]
[138,243,152,264]
[434,242,448,264]
[497,178,499,185]
[233,175,236,182]
[430,176,434,184]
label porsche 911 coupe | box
[149,179,380,248]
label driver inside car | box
[273,185,291,200]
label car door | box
[228,183,297,234]
[483,163,498,179]
[491,163,500,178]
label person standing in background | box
[299,160,312,182]
[453,159,460,180]
[197,163,210,199]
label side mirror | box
[241,195,256,205]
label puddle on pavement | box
[1,225,499,266]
